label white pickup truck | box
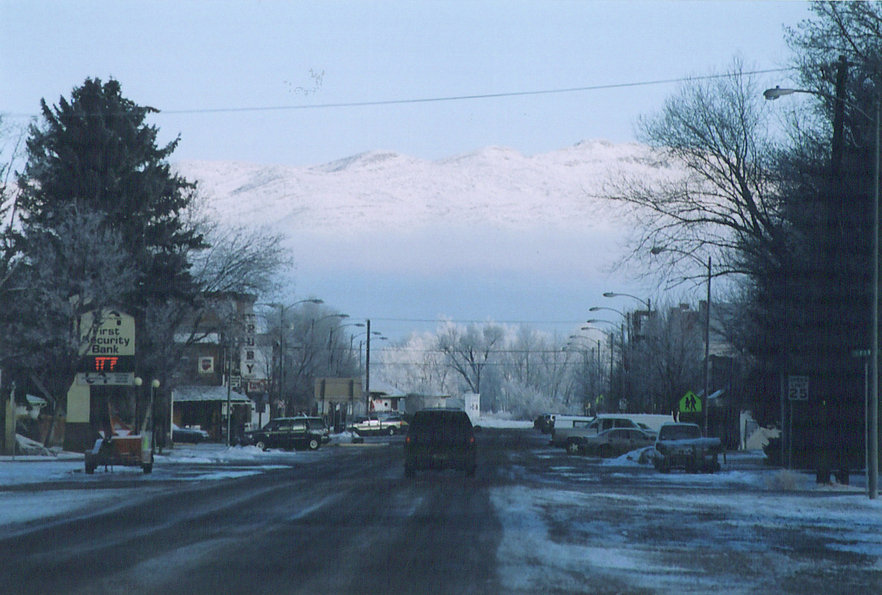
[349,414,408,436]
[551,416,642,450]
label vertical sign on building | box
[240,312,266,386]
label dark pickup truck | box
[653,422,721,473]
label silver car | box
[569,427,656,457]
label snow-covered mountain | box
[174,140,676,338]
[178,140,672,234]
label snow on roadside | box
[0,443,320,531]
[491,461,882,593]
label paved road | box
[0,430,517,595]
[2,428,881,594]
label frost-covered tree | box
[436,322,504,397]
[375,322,597,417]
[379,332,452,396]
[1,207,139,417]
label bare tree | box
[0,118,25,295]
[378,333,452,397]
[608,59,784,282]
[436,322,505,396]
[190,221,290,297]
[630,304,704,414]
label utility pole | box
[278,306,286,417]
[871,97,880,499]
[364,319,371,416]
[703,256,712,436]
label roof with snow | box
[368,381,405,397]
[172,385,253,403]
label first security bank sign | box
[77,309,136,385]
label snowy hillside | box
[173,140,676,337]
[176,140,673,235]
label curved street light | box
[260,299,324,415]
[602,292,651,312]
[765,83,879,499]
[651,246,713,437]
[578,326,615,400]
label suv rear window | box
[409,410,473,442]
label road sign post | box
[785,375,810,469]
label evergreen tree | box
[8,78,206,416]
[16,77,205,305]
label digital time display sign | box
[83,355,135,373]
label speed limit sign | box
[788,375,809,401]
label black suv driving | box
[404,409,476,477]
[243,417,323,451]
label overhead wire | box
[3,67,795,119]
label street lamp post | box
[602,292,651,313]
[765,85,878,499]
[587,318,625,408]
[650,247,713,435]
[590,306,635,409]
[262,299,323,418]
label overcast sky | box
[3,1,810,166]
[1,1,815,339]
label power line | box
[163,68,795,114]
[2,68,795,119]
[370,317,588,325]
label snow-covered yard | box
[492,449,882,593]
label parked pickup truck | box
[653,422,721,473]
[552,415,642,449]
[349,413,408,436]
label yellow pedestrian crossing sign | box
[679,390,702,413]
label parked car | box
[552,415,642,448]
[172,424,210,444]
[301,416,331,443]
[567,427,656,457]
[242,417,323,451]
[653,422,722,473]
[636,422,658,440]
[404,409,476,477]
